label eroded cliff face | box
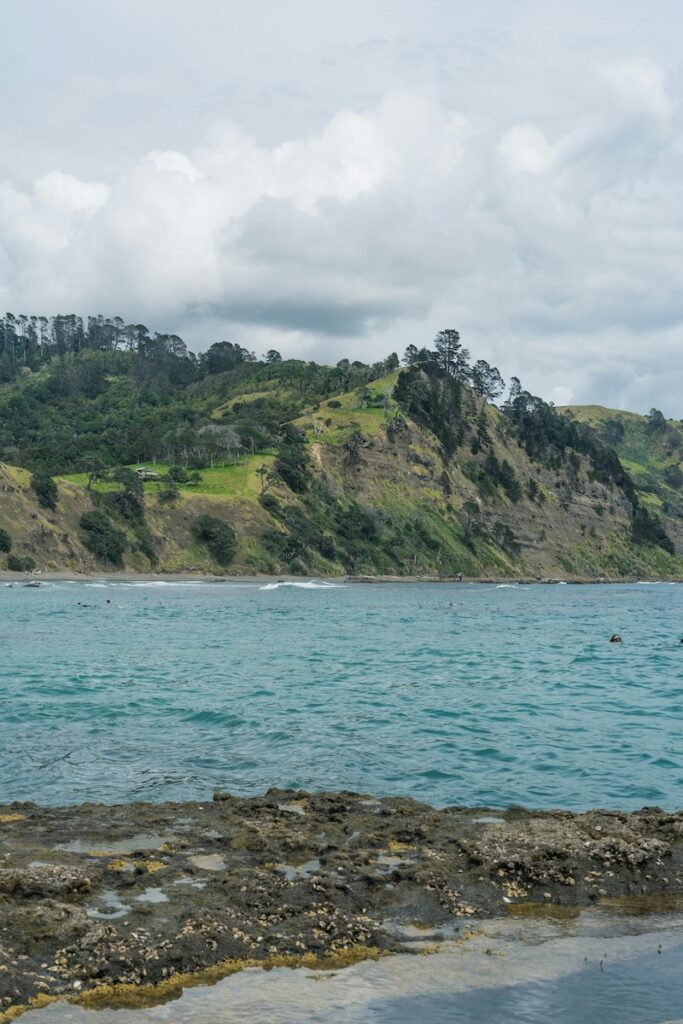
[0,405,681,580]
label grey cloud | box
[2,1,683,414]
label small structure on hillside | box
[134,467,160,480]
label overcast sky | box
[1,0,682,413]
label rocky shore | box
[1,791,682,1018]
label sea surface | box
[2,579,683,810]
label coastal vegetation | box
[0,312,681,578]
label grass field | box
[296,372,399,444]
[61,453,277,499]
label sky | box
[1,0,683,413]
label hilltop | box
[561,405,683,553]
[0,314,681,580]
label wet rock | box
[0,864,93,898]
[1,792,683,1016]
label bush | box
[79,509,127,563]
[107,488,144,522]
[259,493,281,514]
[632,505,675,555]
[157,480,180,505]
[192,514,237,565]
[7,554,35,572]
[275,440,311,493]
[31,472,58,510]
[0,528,11,553]
[327,400,342,409]
[133,525,158,565]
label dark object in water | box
[610,634,622,643]
[23,580,41,588]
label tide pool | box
[1,580,682,809]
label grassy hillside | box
[0,322,681,579]
[561,405,683,548]
[1,388,681,579]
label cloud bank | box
[1,52,682,413]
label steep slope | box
[561,406,683,551]
[1,377,682,579]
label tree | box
[108,467,144,522]
[343,425,368,464]
[192,514,237,565]
[256,465,278,494]
[86,457,108,490]
[646,408,666,434]
[31,472,58,511]
[158,479,180,504]
[470,360,505,401]
[434,329,470,380]
[79,509,127,563]
[0,528,11,553]
[264,349,282,364]
[632,504,675,554]
[203,341,255,375]
[276,426,311,493]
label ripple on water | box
[2,581,683,810]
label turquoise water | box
[2,580,683,810]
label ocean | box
[3,579,682,811]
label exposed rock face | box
[1,792,683,1017]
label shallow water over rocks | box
[20,909,683,1023]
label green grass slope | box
[562,406,683,536]
[1,384,682,579]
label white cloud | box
[1,18,683,414]
[499,124,556,175]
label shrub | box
[327,400,342,409]
[192,514,237,565]
[288,557,308,575]
[276,441,311,493]
[79,509,127,564]
[157,480,180,505]
[7,554,35,572]
[0,528,11,553]
[31,472,58,510]
[133,525,158,565]
[632,505,675,555]
[259,493,281,514]
[107,488,144,522]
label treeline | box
[392,330,674,555]
[0,313,398,387]
[0,313,192,379]
[0,312,399,473]
[394,330,629,491]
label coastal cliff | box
[0,323,681,580]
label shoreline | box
[2,789,682,1017]
[1,569,681,585]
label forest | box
[0,315,677,571]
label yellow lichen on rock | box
[74,946,384,1011]
[143,860,166,874]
